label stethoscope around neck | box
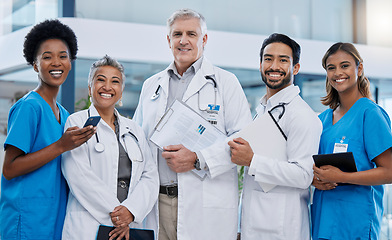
[150,75,218,111]
[267,103,288,140]
[88,109,105,152]
[87,109,140,153]
[268,103,286,121]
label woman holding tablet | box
[311,42,392,239]
[61,55,158,240]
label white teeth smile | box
[335,79,346,83]
[50,70,63,76]
[100,93,112,98]
[269,74,281,78]
[178,48,190,51]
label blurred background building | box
[0,0,392,238]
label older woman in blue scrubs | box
[311,42,392,239]
[0,20,94,239]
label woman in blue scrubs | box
[311,42,392,239]
[0,20,95,239]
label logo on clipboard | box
[197,124,206,135]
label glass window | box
[75,0,353,42]
[0,0,58,36]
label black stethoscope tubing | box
[267,103,287,140]
[253,103,287,140]
[88,109,141,153]
[198,76,217,111]
[150,76,218,108]
[88,109,105,152]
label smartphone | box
[83,116,101,128]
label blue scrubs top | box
[0,91,69,240]
[311,98,392,240]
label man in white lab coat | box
[133,8,252,240]
[228,33,322,240]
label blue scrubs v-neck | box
[0,91,69,239]
[312,98,392,240]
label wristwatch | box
[194,157,201,171]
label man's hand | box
[162,144,197,173]
[228,137,254,166]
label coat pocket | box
[202,171,237,209]
[249,190,286,239]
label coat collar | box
[260,84,300,109]
[183,57,215,102]
[88,104,129,137]
[156,57,215,103]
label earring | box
[118,99,123,107]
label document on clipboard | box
[231,111,287,192]
[149,100,227,179]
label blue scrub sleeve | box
[364,106,392,161]
[5,101,38,154]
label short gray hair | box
[167,8,207,36]
[88,55,126,90]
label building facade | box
[1,0,392,238]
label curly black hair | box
[23,19,78,65]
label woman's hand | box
[108,224,129,240]
[57,125,96,152]
[313,164,344,183]
[109,205,134,239]
[311,174,337,190]
[2,125,96,180]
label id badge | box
[206,104,220,125]
[333,136,348,153]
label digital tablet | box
[96,225,154,240]
[312,152,357,172]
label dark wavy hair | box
[23,19,78,65]
[259,33,301,65]
[321,42,371,109]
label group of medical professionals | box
[0,7,392,240]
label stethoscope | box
[151,85,161,100]
[267,103,287,140]
[88,109,141,154]
[198,76,217,112]
[150,76,218,112]
[268,103,286,121]
[88,109,105,152]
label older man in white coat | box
[229,33,322,240]
[133,8,252,240]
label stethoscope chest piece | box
[151,85,161,101]
[95,142,105,152]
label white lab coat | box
[61,105,159,239]
[134,58,252,240]
[240,85,322,240]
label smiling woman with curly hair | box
[0,19,95,239]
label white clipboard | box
[149,100,227,178]
[231,110,287,192]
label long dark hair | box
[321,42,371,109]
